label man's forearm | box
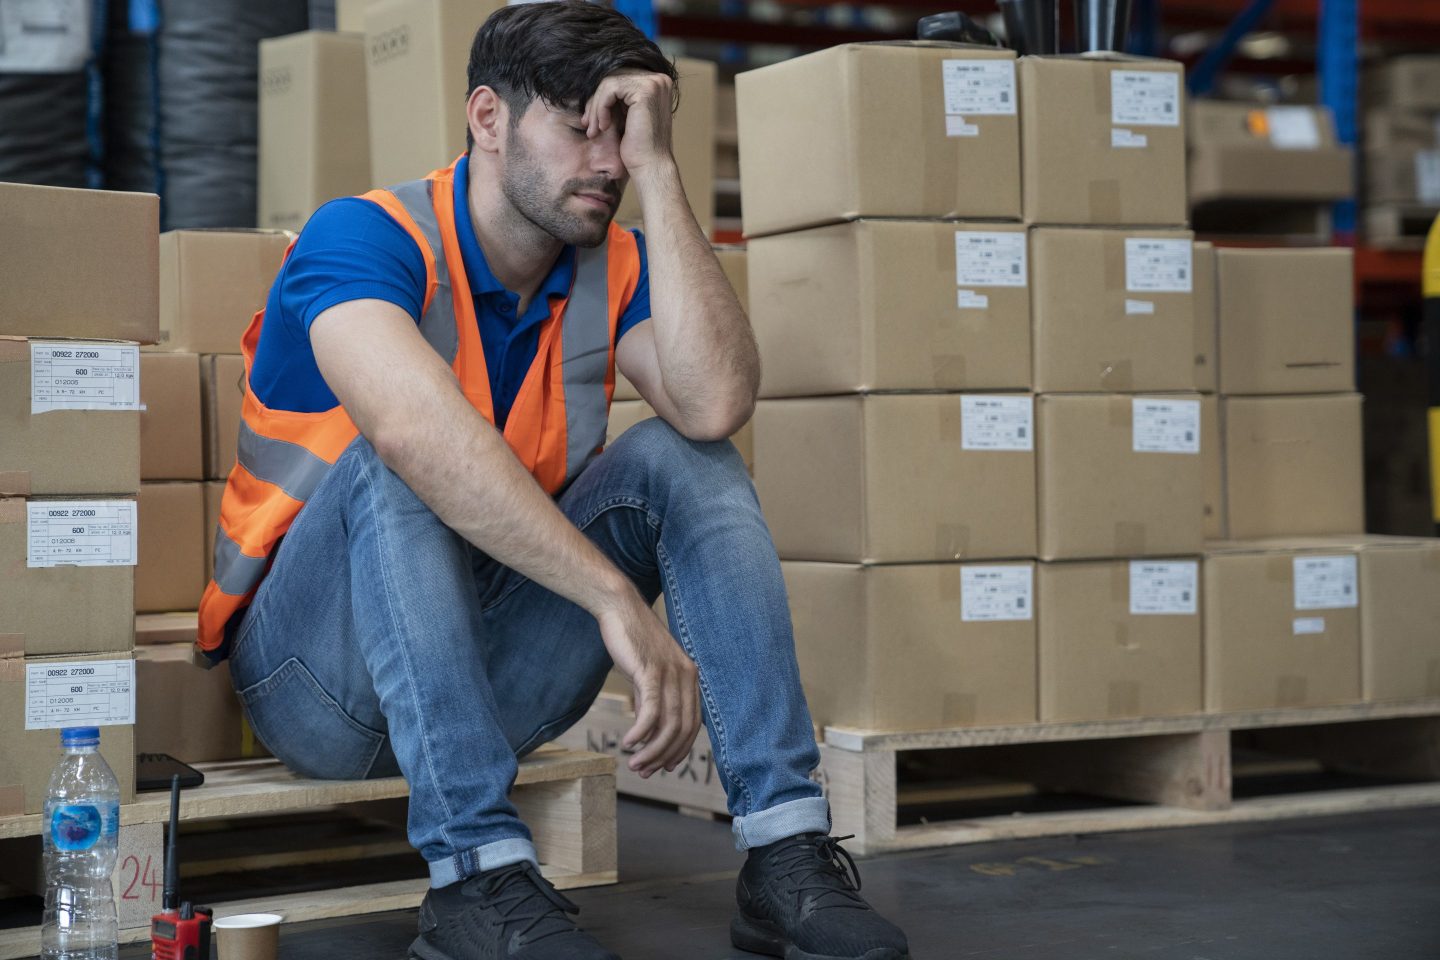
[634,161,759,438]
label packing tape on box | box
[0,472,32,496]
[1114,522,1147,556]
[937,564,960,601]
[1099,359,1134,391]
[1113,622,1140,652]
[1276,675,1308,707]
[943,692,978,726]
[1107,680,1141,717]
[1103,237,1126,292]
[0,634,23,658]
[936,524,971,560]
[0,659,22,682]
[913,55,951,213]
[0,785,24,818]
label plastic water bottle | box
[41,727,120,960]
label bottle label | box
[50,803,104,851]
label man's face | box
[499,98,627,248]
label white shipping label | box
[1125,238,1193,293]
[961,565,1033,622]
[27,501,138,568]
[1293,617,1327,636]
[1266,106,1321,149]
[961,396,1033,451]
[946,116,979,137]
[25,659,136,730]
[31,343,141,414]
[1293,555,1358,610]
[1133,398,1201,454]
[942,60,1016,116]
[1415,150,1440,205]
[1111,70,1180,127]
[1129,560,1198,615]
[957,289,990,310]
[955,231,1027,287]
[1125,299,1156,315]
[1111,128,1149,149]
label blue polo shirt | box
[249,154,651,427]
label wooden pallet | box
[0,746,615,960]
[822,699,1440,855]
[1365,203,1439,250]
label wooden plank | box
[818,745,895,855]
[1242,716,1440,780]
[824,699,1440,754]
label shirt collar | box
[453,154,576,304]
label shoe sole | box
[730,912,910,960]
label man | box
[198,3,909,958]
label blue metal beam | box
[1319,0,1359,238]
[1187,0,1277,96]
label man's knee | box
[610,415,748,481]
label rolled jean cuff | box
[429,837,538,887]
[731,796,831,851]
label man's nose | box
[589,128,624,180]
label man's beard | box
[501,128,620,248]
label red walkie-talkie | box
[150,775,212,960]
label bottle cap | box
[60,727,100,747]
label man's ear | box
[467,86,507,154]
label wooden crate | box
[0,746,615,960]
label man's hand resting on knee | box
[596,590,701,778]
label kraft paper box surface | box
[1203,541,1361,711]
[0,498,136,657]
[1,339,141,497]
[202,355,246,481]
[136,643,249,763]
[1038,559,1202,722]
[1019,55,1186,226]
[749,220,1030,396]
[1030,227,1195,393]
[755,395,1037,563]
[1037,394,1204,561]
[140,353,203,482]
[738,42,1021,237]
[1192,241,1216,393]
[153,230,290,355]
[785,561,1037,730]
[0,182,158,344]
[0,651,136,815]
[136,483,207,615]
[1188,100,1352,204]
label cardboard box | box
[1038,559,1202,721]
[750,220,1030,395]
[1019,55,1186,227]
[1192,241,1217,393]
[1364,148,1440,206]
[136,483,207,614]
[614,246,748,401]
[202,355,246,481]
[1215,248,1354,395]
[258,31,373,232]
[1031,227,1195,393]
[0,652,136,815]
[1037,394,1204,561]
[140,353,203,482]
[1355,536,1440,701]
[754,394,1037,563]
[1,340,141,497]
[204,481,225,584]
[364,0,505,186]
[1200,395,1225,540]
[1222,394,1363,541]
[155,231,290,355]
[737,43,1021,237]
[1203,542,1361,711]
[1,498,135,657]
[136,643,248,763]
[0,183,158,343]
[615,57,716,238]
[336,0,377,31]
[136,611,201,647]
[1367,56,1440,111]
[784,561,1037,730]
[1364,109,1438,155]
[1188,101,1353,204]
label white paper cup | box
[213,912,283,960]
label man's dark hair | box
[465,1,678,148]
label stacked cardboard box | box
[740,42,1040,731]
[1361,56,1440,246]
[0,182,158,812]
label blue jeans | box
[226,418,828,886]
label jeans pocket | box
[237,657,385,781]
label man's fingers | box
[622,684,659,755]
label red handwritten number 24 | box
[120,855,162,901]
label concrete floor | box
[111,797,1440,960]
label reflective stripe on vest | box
[389,178,461,362]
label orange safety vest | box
[195,158,641,662]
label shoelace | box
[770,834,867,911]
[462,861,581,944]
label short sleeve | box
[615,229,650,344]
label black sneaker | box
[731,833,909,960]
[410,860,619,960]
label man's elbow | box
[679,396,755,444]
